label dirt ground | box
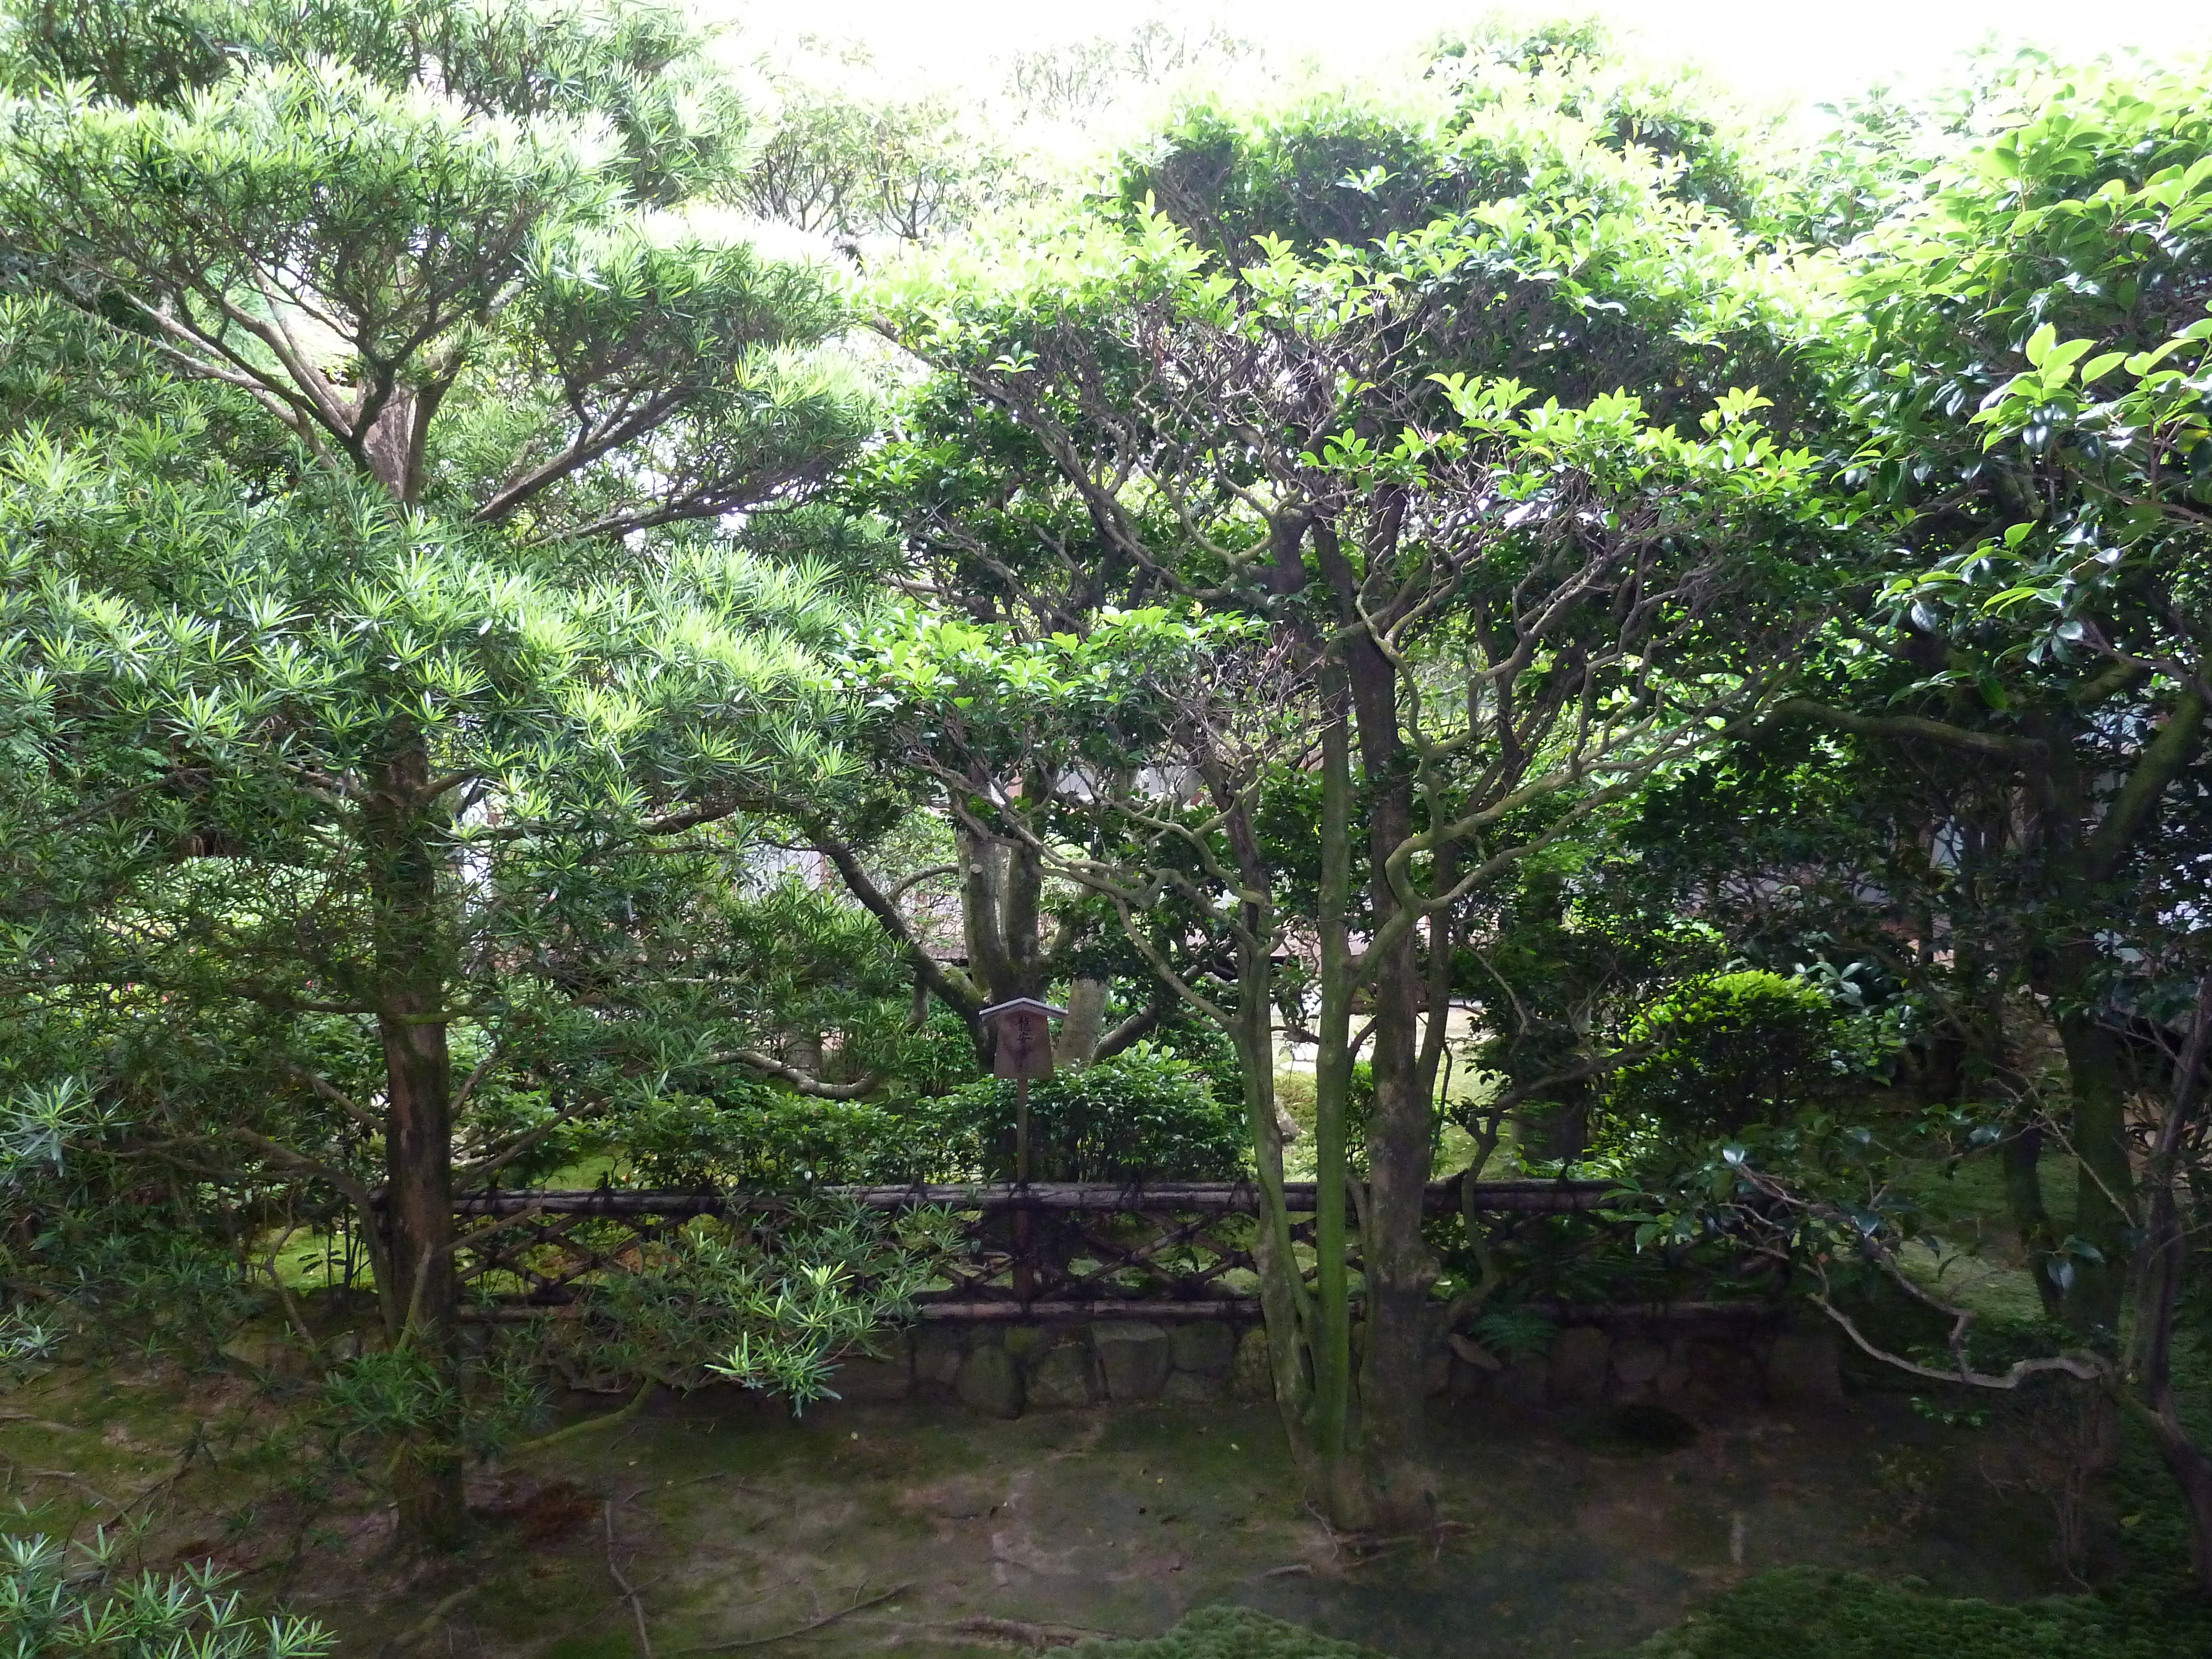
[0,1359,2077,1659]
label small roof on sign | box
[977,997,1067,1021]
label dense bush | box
[618,1087,924,1188]
[1606,971,1844,1138]
[911,1045,1250,1182]
[612,1045,1249,1188]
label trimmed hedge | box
[911,1045,1248,1181]
[614,1046,1249,1188]
[1608,970,1841,1136]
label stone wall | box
[826,1313,1839,1420]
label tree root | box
[512,1379,657,1455]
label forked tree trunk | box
[1285,525,1442,1534]
[366,738,467,1550]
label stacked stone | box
[899,1319,1265,1418]
[826,1316,1841,1418]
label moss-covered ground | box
[1,1348,2132,1659]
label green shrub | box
[613,1046,1249,1188]
[1607,971,1842,1137]
[538,1198,958,1407]
[914,1045,1250,1182]
[618,1087,922,1188]
[0,1531,332,1659]
[1621,1566,2209,1659]
[1068,1605,1390,1659]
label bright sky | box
[750,0,2212,119]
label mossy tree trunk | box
[363,737,467,1550]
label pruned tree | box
[868,166,1852,1524]
[0,0,874,1548]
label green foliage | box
[316,1339,545,1475]
[843,604,1264,781]
[1857,59,2212,669]
[0,1309,58,1385]
[735,65,1034,245]
[1621,1564,2211,1659]
[546,1199,957,1407]
[915,1046,1249,1182]
[1066,1604,1389,1659]
[27,1223,259,1369]
[1607,971,1846,1138]
[1469,1305,1555,1361]
[617,1088,922,1189]
[0,1528,332,1659]
[1459,839,1726,1161]
[0,0,754,204]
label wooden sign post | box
[979,998,1064,1308]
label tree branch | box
[703,1050,880,1100]
[810,833,982,1019]
[1764,699,2047,761]
[2084,688,2205,884]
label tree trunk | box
[1346,738,1437,1532]
[1236,922,1318,1481]
[1215,781,1321,1481]
[957,821,1052,1068]
[366,739,467,1551]
[2001,1110,2063,1319]
[2128,977,2212,1593]
[2052,998,2132,1334]
[2151,1430,2212,1596]
[1055,978,1107,1068]
[1306,515,1438,1532]
[1322,519,1438,1530]
[1309,706,1362,1523]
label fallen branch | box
[564,1574,670,1637]
[669,1583,910,1653]
[604,1500,654,1659]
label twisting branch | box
[1720,1158,2104,1390]
[704,1050,879,1100]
